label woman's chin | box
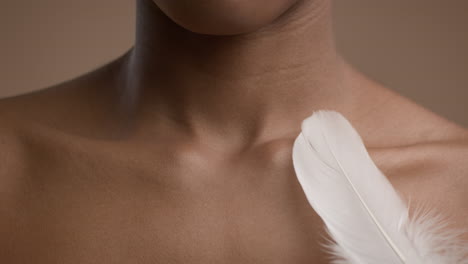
[167,16,270,36]
[152,0,299,36]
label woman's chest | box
[1,143,329,263]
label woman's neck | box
[120,0,352,146]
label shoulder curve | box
[370,132,468,237]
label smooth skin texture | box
[0,0,467,262]
[152,0,300,35]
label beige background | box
[1,0,467,126]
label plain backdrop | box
[1,0,467,126]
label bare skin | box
[1,0,467,263]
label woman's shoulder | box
[374,135,468,239]
[0,60,121,140]
[345,68,468,235]
[0,64,117,183]
[365,105,468,238]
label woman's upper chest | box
[2,135,330,263]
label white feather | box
[291,110,468,264]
